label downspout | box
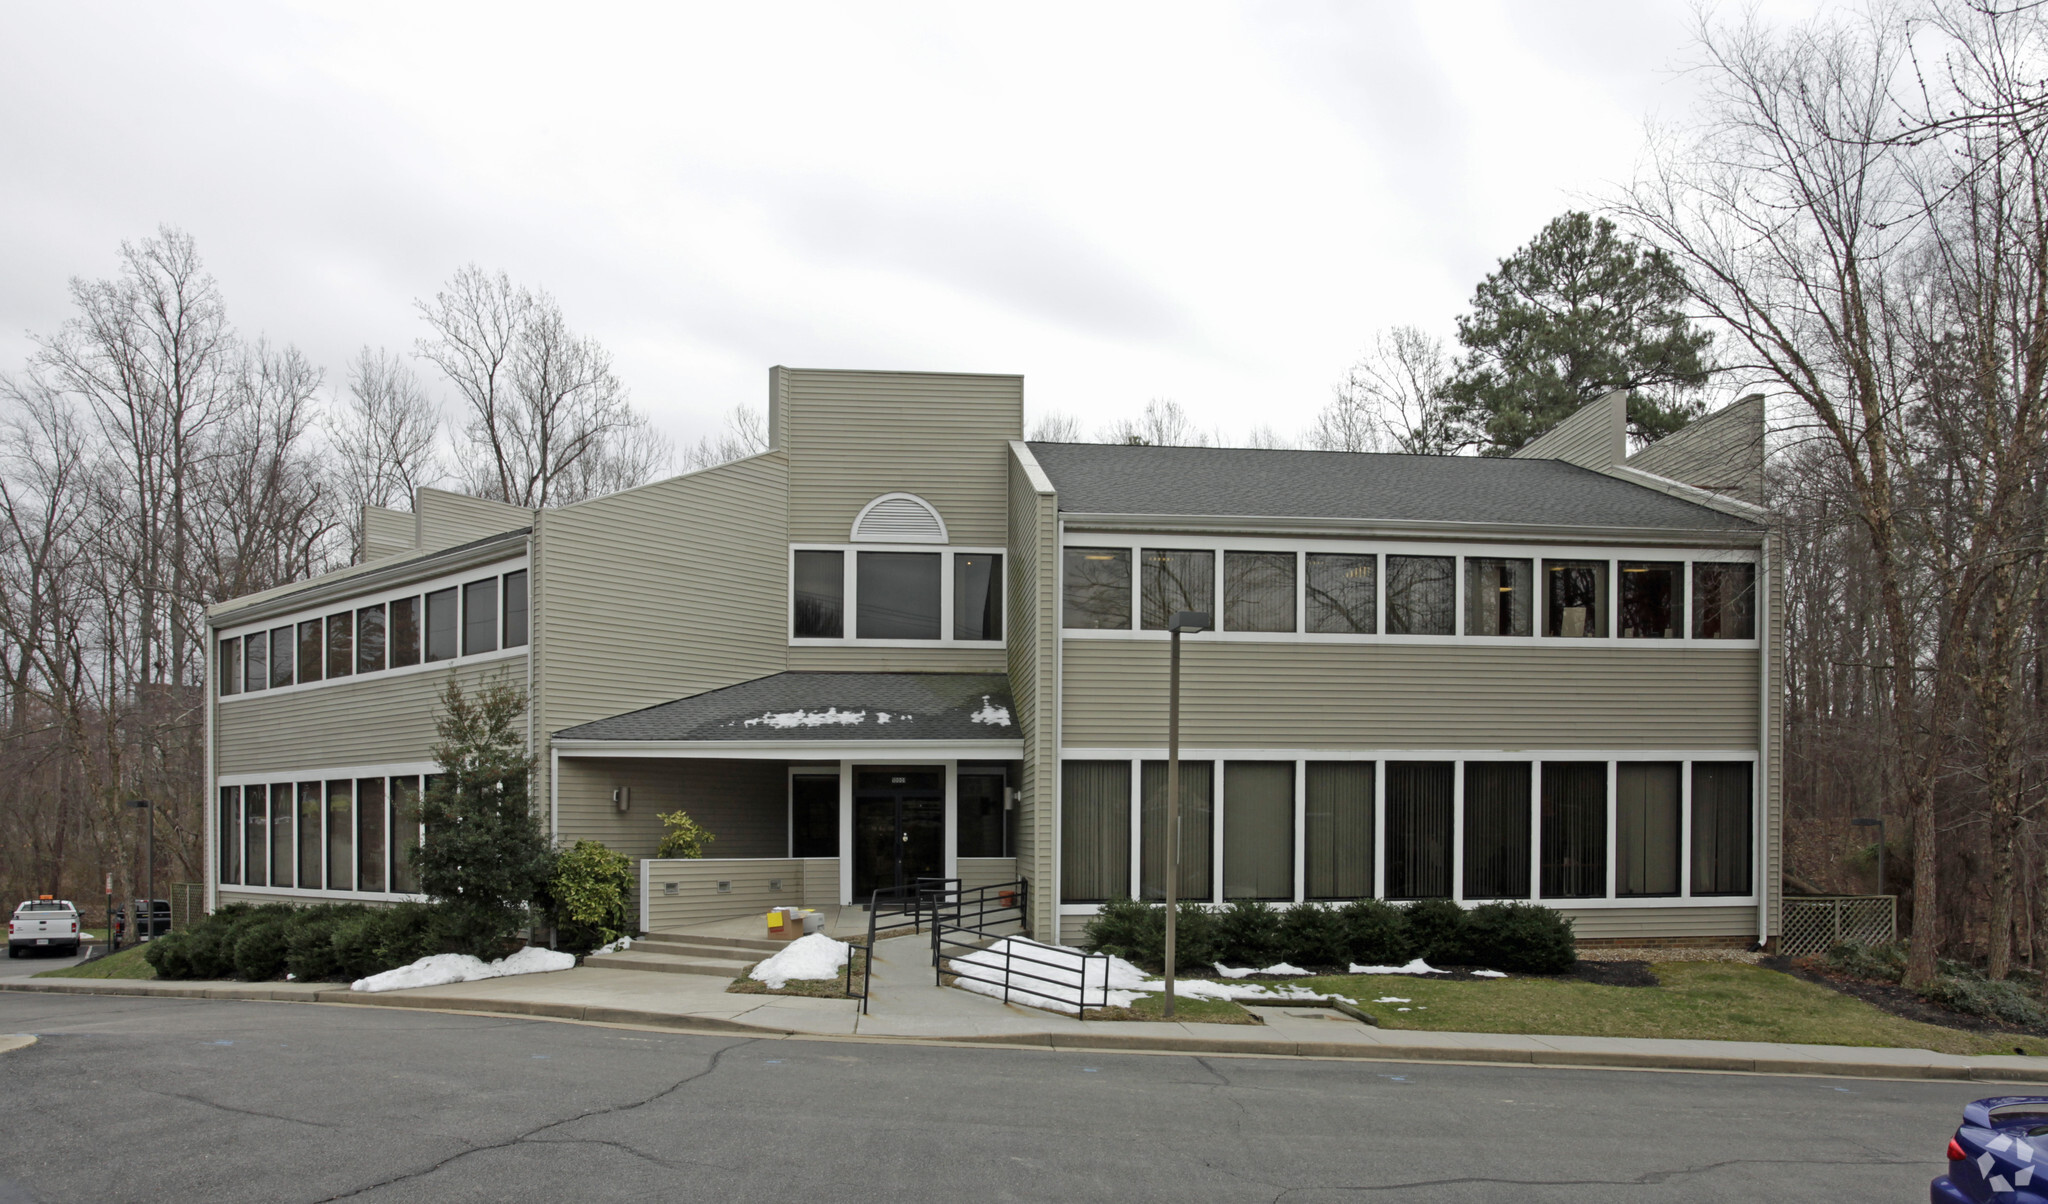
[1757,533,1772,950]
[205,617,217,915]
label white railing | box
[1780,895,1897,957]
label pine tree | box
[1447,211,1713,455]
[416,678,553,957]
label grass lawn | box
[727,951,866,999]
[34,945,156,980]
[1087,992,1258,1024]
[1296,961,2048,1057]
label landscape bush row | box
[1083,897,1577,975]
[1824,940,2048,1028]
[144,902,444,983]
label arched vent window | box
[852,493,948,544]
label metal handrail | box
[923,880,1109,1019]
[844,883,939,1014]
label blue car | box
[1935,1097,2048,1202]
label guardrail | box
[925,880,1111,1019]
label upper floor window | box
[1544,560,1608,638]
[1693,563,1756,639]
[1064,548,1131,629]
[790,545,1003,644]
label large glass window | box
[1223,762,1293,901]
[1463,762,1531,899]
[857,551,941,639]
[425,588,458,662]
[244,784,268,888]
[357,778,386,894]
[1386,556,1454,635]
[357,604,387,674]
[1061,761,1131,903]
[1141,760,1213,901]
[270,783,293,888]
[954,554,1003,641]
[1618,562,1682,639]
[244,633,267,693]
[791,774,840,858]
[1224,552,1295,633]
[463,578,498,656]
[793,550,845,638]
[297,782,322,889]
[1305,762,1374,900]
[1465,558,1533,637]
[297,619,324,684]
[1305,553,1376,634]
[502,570,529,648]
[326,780,354,891]
[1617,762,1680,896]
[957,771,1008,858]
[326,612,353,678]
[1693,563,1757,639]
[390,776,423,894]
[1691,762,1753,895]
[1384,762,1452,898]
[1064,548,1132,629]
[219,638,241,697]
[1544,560,1608,638]
[1541,763,1607,898]
[390,596,422,668]
[218,786,241,885]
[1141,549,1214,631]
[269,627,294,689]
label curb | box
[6,977,2045,1082]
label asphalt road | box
[0,946,91,980]
[0,993,1989,1203]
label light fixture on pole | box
[1162,609,1210,1020]
[127,799,154,942]
[1851,816,1885,898]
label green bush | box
[417,680,554,958]
[1824,940,1908,983]
[1214,900,1283,966]
[1402,899,1469,963]
[330,903,442,981]
[1169,901,1220,971]
[1082,897,1218,972]
[232,914,294,981]
[1277,903,1347,966]
[283,906,353,982]
[655,810,715,859]
[550,839,635,951]
[1463,902,1576,974]
[1919,974,2048,1028]
[1337,900,1411,965]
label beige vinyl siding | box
[959,858,1019,893]
[555,757,788,859]
[1511,391,1626,470]
[361,506,416,561]
[1060,641,1759,750]
[786,645,1008,673]
[642,858,816,930]
[1008,445,1058,938]
[1059,914,1093,946]
[1625,396,1766,505]
[414,488,533,547]
[801,858,840,906]
[1561,905,1758,941]
[536,454,790,736]
[216,658,521,776]
[781,370,1022,546]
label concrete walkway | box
[9,939,2048,1084]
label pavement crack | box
[147,1089,335,1129]
[313,1038,755,1200]
[1273,1156,1930,1195]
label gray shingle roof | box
[1026,442,1758,532]
[553,672,1017,743]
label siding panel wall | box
[555,757,788,859]
[1008,446,1059,938]
[1061,642,1759,749]
[786,646,1007,674]
[415,488,533,548]
[216,659,521,775]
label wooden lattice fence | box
[1779,896,1896,957]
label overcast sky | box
[0,1,1829,452]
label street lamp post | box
[1162,609,1210,1020]
[127,800,154,941]
[1851,816,1885,898]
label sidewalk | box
[7,938,2048,1084]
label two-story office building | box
[206,369,1779,948]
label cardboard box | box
[766,908,802,941]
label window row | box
[787,769,1015,858]
[217,778,428,894]
[1062,548,1757,640]
[792,549,1002,641]
[1058,759,1753,905]
[219,570,528,697]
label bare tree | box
[1315,326,1459,454]
[332,346,441,552]
[680,404,769,471]
[1100,398,1211,446]
[1242,424,1294,450]
[415,266,667,507]
[1027,411,1084,442]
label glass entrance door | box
[852,769,944,901]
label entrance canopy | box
[551,671,1022,760]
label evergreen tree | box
[416,678,553,956]
[1447,211,1713,455]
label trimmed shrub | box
[283,906,352,982]
[330,903,442,982]
[1082,897,1152,961]
[1920,974,2048,1028]
[655,810,715,859]
[232,914,294,981]
[1402,899,1469,964]
[1337,900,1410,965]
[1825,940,1907,984]
[1464,902,1576,974]
[1082,898,1218,972]
[1214,900,1283,966]
[550,839,636,951]
[1277,903,1347,967]
[1169,901,1220,971]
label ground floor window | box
[1463,762,1531,899]
[956,770,1009,858]
[298,783,322,889]
[1062,761,1131,903]
[1223,761,1293,901]
[1541,763,1606,899]
[790,773,839,857]
[1691,762,1752,895]
[326,780,354,891]
[357,778,387,894]
[392,776,425,893]
[1384,761,1452,899]
[1617,762,1680,897]
[1304,762,1373,900]
[218,787,241,885]
[211,770,426,896]
[270,783,292,888]
[1140,759,1213,901]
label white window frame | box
[788,543,1008,648]
[214,761,437,902]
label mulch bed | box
[1568,960,1658,988]
[1764,956,2048,1046]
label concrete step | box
[638,932,785,955]
[583,949,755,978]
[626,938,778,964]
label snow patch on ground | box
[1374,996,1411,1003]
[1347,959,1449,975]
[351,946,576,993]
[592,936,633,955]
[743,707,866,729]
[1470,969,1508,978]
[950,938,1354,1015]
[1214,963,1310,978]
[747,933,850,989]
[969,696,1012,727]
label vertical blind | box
[1691,762,1753,895]
[1141,550,1215,630]
[1616,762,1680,896]
[1463,762,1531,898]
[326,780,354,891]
[1223,762,1294,900]
[1465,558,1533,637]
[1061,761,1131,903]
[1305,553,1377,634]
[358,777,387,894]
[1305,762,1374,899]
[1384,761,1453,898]
[1141,760,1214,901]
[1224,551,1295,633]
[1541,762,1607,898]
[1386,557,1455,635]
[218,787,241,885]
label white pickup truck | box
[8,898,82,958]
